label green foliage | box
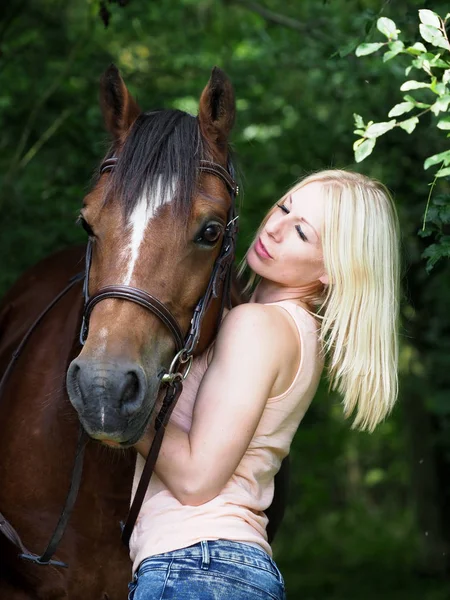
[353,8,450,270]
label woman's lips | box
[254,237,272,259]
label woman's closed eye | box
[276,203,308,242]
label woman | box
[128,169,400,600]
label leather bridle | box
[0,154,239,566]
[80,157,239,385]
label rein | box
[0,156,238,566]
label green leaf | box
[419,24,450,50]
[388,101,414,117]
[437,117,450,130]
[436,166,450,177]
[431,95,450,115]
[429,56,450,69]
[337,40,359,58]
[431,81,448,95]
[365,120,396,138]
[418,9,441,29]
[377,17,398,40]
[356,42,384,56]
[422,239,450,271]
[400,80,430,91]
[406,42,427,55]
[383,40,404,61]
[354,138,376,162]
[353,113,364,129]
[403,95,430,108]
[398,116,419,133]
[443,70,450,85]
[424,150,450,169]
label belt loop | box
[200,541,210,570]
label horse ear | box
[99,64,141,141]
[198,67,235,156]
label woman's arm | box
[135,303,297,506]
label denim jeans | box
[128,540,286,600]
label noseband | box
[80,157,239,383]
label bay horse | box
[0,66,286,599]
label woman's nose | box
[266,214,283,240]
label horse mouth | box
[93,430,145,449]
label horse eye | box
[195,223,223,245]
[77,216,95,237]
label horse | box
[0,65,287,599]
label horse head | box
[66,65,237,446]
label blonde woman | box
[128,170,400,600]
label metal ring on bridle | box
[160,350,193,384]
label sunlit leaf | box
[431,95,450,115]
[365,120,396,138]
[436,167,450,177]
[388,102,414,117]
[406,42,427,55]
[403,95,430,108]
[356,42,384,56]
[424,150,450,169]
[383,41,404,61]
[418,9,441,29]
[377,17,398,40]
[400,80,430,91]
[353,113,365,129]
[354,138,376,162]
[398,116,419,133]
[419,24,450,50]
[437,117,450,130]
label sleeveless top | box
[129,301,323,573]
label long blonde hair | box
[241,170,400,432]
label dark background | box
[1,1,450,598]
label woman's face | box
[247,182,327,288]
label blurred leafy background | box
[1,0,450,598]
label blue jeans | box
[128,540,286,600]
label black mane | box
[109,109,211,218]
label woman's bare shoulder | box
[218,302,298,353]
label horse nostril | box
[67,362,84,408]
[120,367,146,417]
[123,372,139,405]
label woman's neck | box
[250,279,323,305]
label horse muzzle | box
[66,357,157,444]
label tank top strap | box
[264,300,320,402]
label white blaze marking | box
[122,177,174,285]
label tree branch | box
[229,0,328,41]
[18,108,73,171]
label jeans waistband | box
[137,540,274,573]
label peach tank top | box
[129,301,323,573]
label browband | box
[100,157,239,196]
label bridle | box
[0,154,239,567]
[80,157,239,385]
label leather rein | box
[0,157,239,567]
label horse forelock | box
[108,109,209,221]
